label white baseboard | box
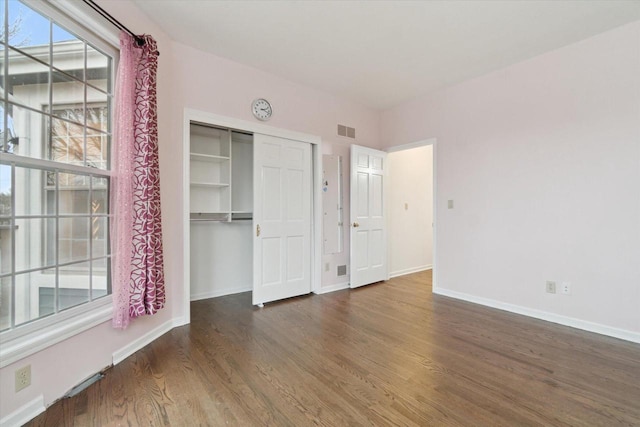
[112,318,180,365]
[315,282,350,295]
[0,396,45,427]
[190,285,252,301]
[433,287,640,344]
[171,315,190,327]
[389,265,432,279]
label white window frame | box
[0,0,119,368]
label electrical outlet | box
[324,262,330,272]
[561,282,571,295]
[546,281,556,294]
[15,365,31,392]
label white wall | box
[388,145,433,277]
[190,223,253,300]
[381,21,640,340]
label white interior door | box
[253,134,312,305]
[350,144,388,288]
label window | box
[45,104,109,270]
[0,0,115,348]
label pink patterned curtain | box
[111,33,165,329]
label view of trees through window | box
[0,0,114,332]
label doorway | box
[387,140,436,280]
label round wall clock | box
[251,98,273,121]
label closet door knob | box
[256,224,261,237]
[352,222,359,228]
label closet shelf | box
[231,211,253,221]
[191,211,229,214]
[190,212,229,221]
[190,182,230,188]
[190,153,230,163]
[190,211,252,222]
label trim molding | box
[386,137,437,153]
[315,282,350,295]
[433,288,640,344]
[389,265,432,279]
[40,0,119,48]
[384,137,438,298]
[184,109,321,145]
[171,315,190,328]
[190,286,252,301]
[112,319,180,365]
[0,396,45,427]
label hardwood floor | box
[27,270,640,426]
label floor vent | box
[64,365,111,398]
[65,372,105,398]
[337,124,356,139]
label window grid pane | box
[0,0,113,332]
[0,276,11,332]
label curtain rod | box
[81,0,160,55]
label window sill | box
[0,297,113,368]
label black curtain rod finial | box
[82,0,159,55]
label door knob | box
[352,222,360,228]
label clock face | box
[252,98,272,121]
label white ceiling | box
[131,0,640,110]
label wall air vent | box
[337,124,356,139]
[337,265,347,276]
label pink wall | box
[0,1,179,420]
[171,42,381,149]
[169,41,381,293]
[1,0,380,420]
[170,43,381,294]
[381,21,640,335]
[4,0,638,421]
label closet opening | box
[182,109,323,322]
[189,123,254,301]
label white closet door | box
[350,144,388,288]
[253,134,312,306]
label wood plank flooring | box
[27,270,640,426]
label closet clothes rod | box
[81,0,160,55]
